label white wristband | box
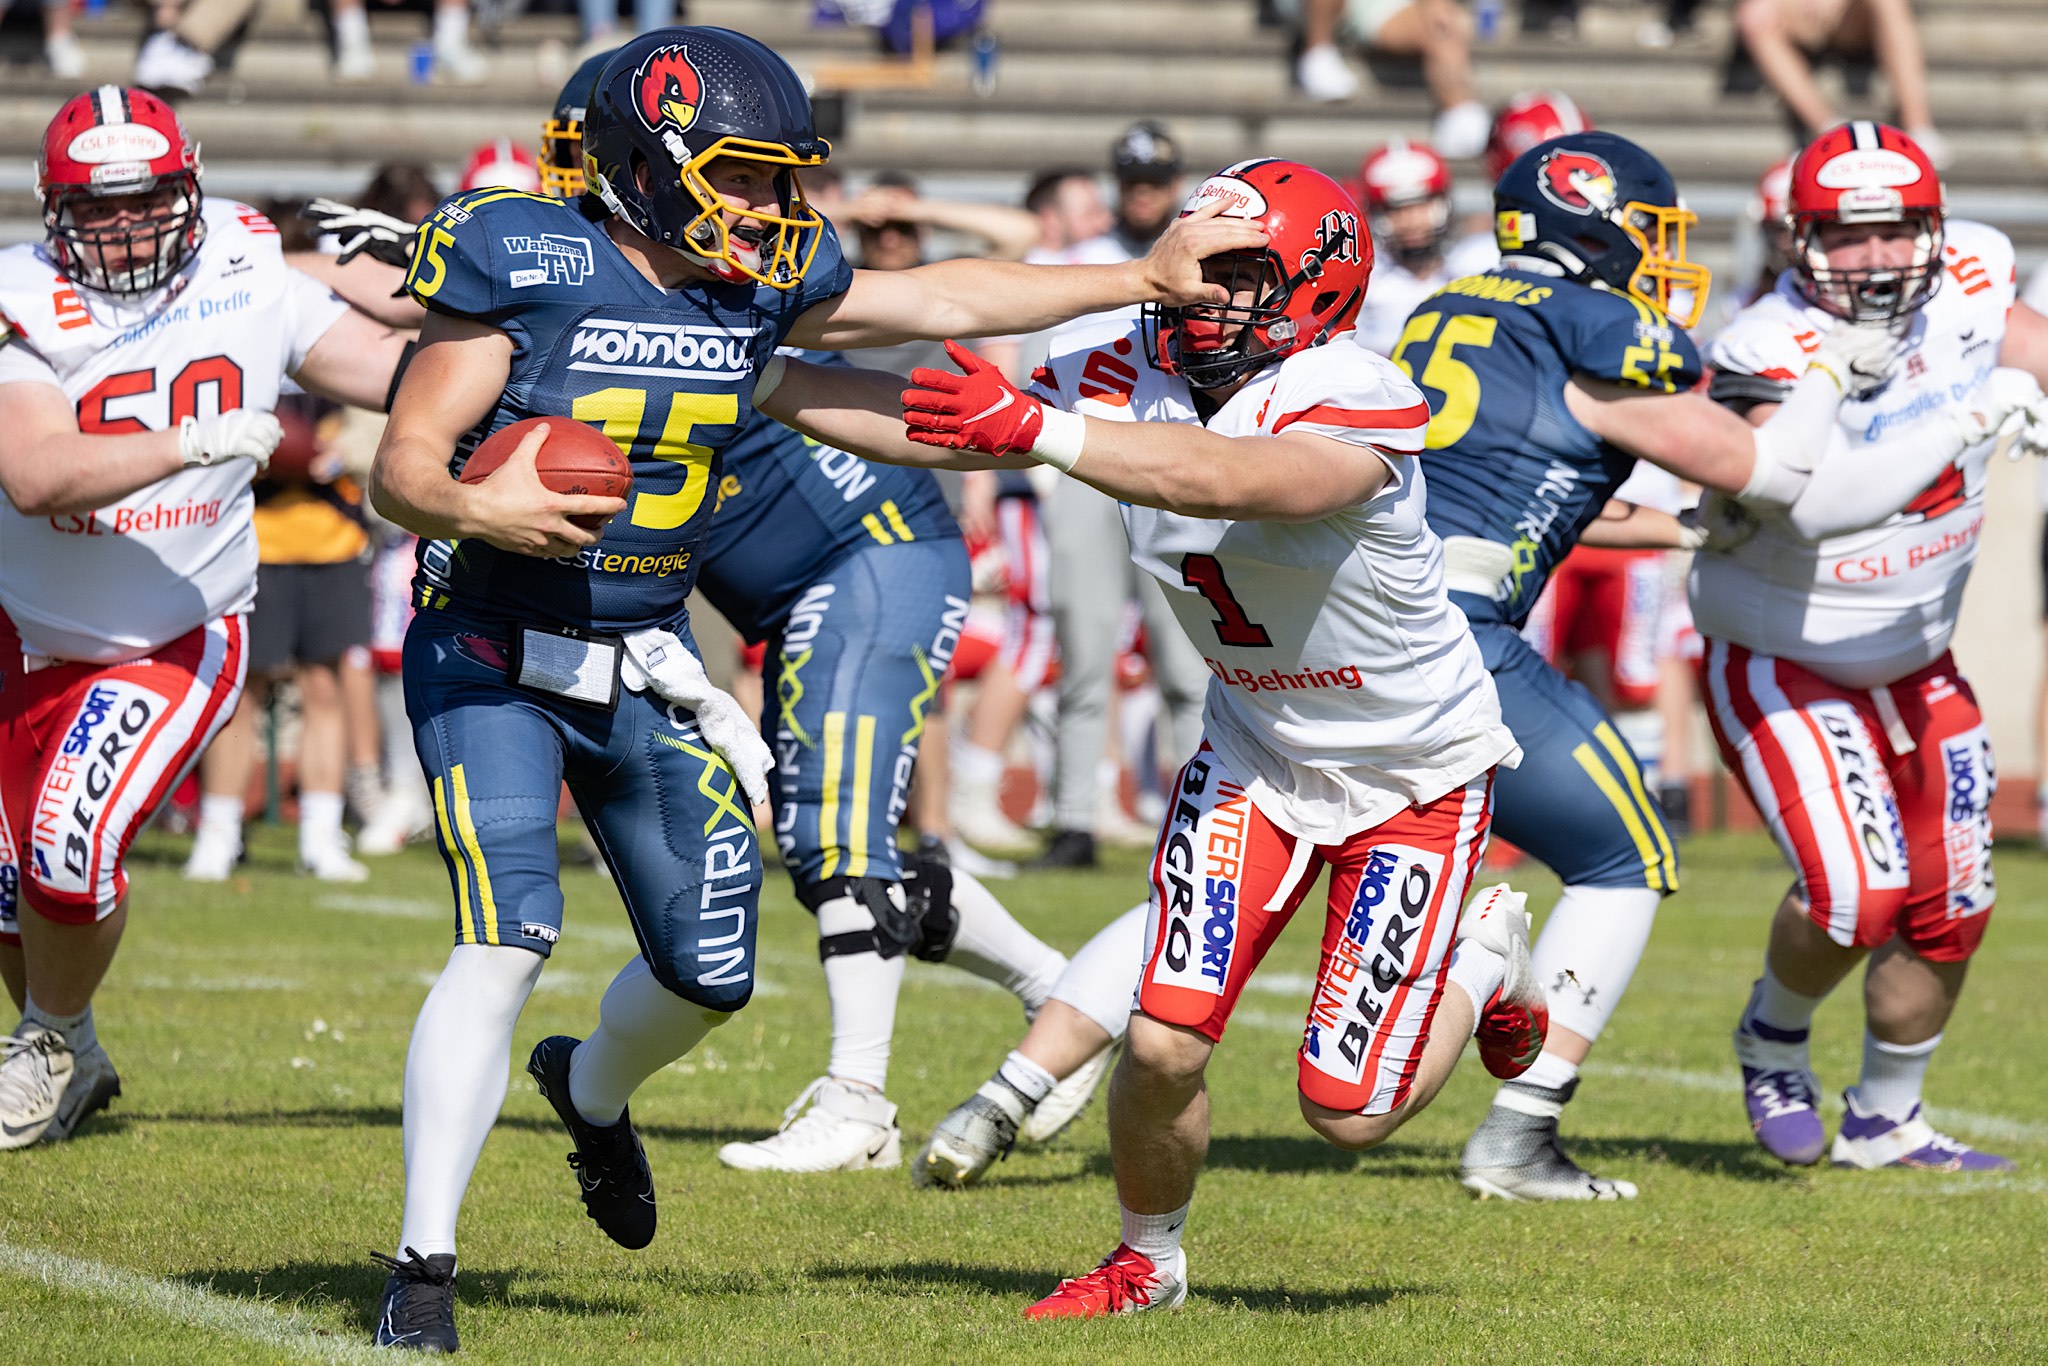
[1028,406,1086,473]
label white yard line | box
[0,1238,382,1364]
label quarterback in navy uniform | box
[1399,131,1915,1201]
[363,26,1254,1350]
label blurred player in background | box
[0,86,404,1150]
[1352,139,1498,357]
[1704,122,2048,1174]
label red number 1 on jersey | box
[1181,553,1272,647]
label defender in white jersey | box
[1699,123,2048,1174]
[872,159,1543,1318]
[0,87,405,1149]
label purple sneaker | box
[1733,1023,1825,1165]
[1831,1090,2016,1172]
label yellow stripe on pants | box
[1569,742,1667,892]
[819,711,846,879]
[1590,720,1678,890]
[847,715,876,878]
[449,764,501,945]
[431,774,477,945]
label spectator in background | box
[1734,0,1946,164]
[39,0,86,79]
[577,0,675,64]
[1022,168,1114,266]
[133,0,262,95]
[840,171,1042,267]
[330,0,486,82]
[1031,122,1210,869]
[1280,0,1490,159]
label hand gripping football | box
[459,416,633,529]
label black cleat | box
[371,1247,458,1353]
[525,1034,656,1250]
[1028,829,1097,870]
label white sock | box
[397,944,544,1258]
[197,793,243,842]
[941,868,1066,1013]
[1047,903,1149,1038]
[817,893,903,1092]
[1745,963,1822,1040]
[1445,941,1506,1026]
[1518,1050,1579,1093]
[333,7,369,48]
[952,738,1005,787]
[1854,1030,1940,1119]
[1120,1202,1187,1264]
[432,2,468,48]
[299,790,345,851]
[996,1049,1056,1105]
[567,956,728,1125]
[1526,884,1661,1044]
[23,997,94,1055]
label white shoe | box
[1021,1041,1116,1144]
[1295,42,1358,102]
[718,1078,902,1173]
[182,829,242,882]
[334,37,377,81]
[46,33,87,80]
[356,788,433,857]
[1433,100,1493,161]
[300,836,370,883]
[1455,883,1537,1000]
[44,1042,120,1142]
[134,30,213,95]
[435,40,488,84]
[0,1024,75,1151]
[952,785,1036,855]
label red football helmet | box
[38,85,204,297]
[1749,155,1796,280]
[1788,121,1944,321]
[1144,158,1370,390]
[1484,91,1591,183]
[1355,140,1453,270]
[461,138,544,194]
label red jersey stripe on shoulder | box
[1271,401,1431,435]
[1757,366,1799,382]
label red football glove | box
[902,340,1046,457]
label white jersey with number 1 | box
[1030,323,1520,844]
[0,198,346,664]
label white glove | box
[1678,494,1758,553]
[1806,319,1901,398]
[299,197,418,268]
[620,629,774,811]
[179,409,283,470]
[1957,367,2048,457]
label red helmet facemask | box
[1787,121,1944,323]
[1144,159,1370,391]
[38,86,205,298]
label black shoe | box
[1029,829,1097,870]
[370,1247,458,1353]
[525,1034,656,1250]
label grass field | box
[3,825,2045,1363]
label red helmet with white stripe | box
[1748,155,1796,280]
[1788,121,1945,321]
[460,138,544,194]
[38,85,204,297]
[1143,158,1370,390]
[1355,140,1453,270]
[1484,91,1590,183]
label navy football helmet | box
[1492,130,1709,329]
[540,48,613,199]
[583,27,830,289]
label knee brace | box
[801,862,958,964]
[900,843,958,963]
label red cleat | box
[1023,1244,1187,1320]
[1476,987,1549,1079]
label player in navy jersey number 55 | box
[362,25,1260,1352]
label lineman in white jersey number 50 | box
[784,157,1546,1318]
[0,86,407,1152]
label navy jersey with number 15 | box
[1399,270,1702,629]
[399,187,852,635]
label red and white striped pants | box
[1700,640,1994,962]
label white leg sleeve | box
[398,944,544,1258]
[816,893,904,1092]
[1047,902,1150,1039]
[942,867,1068,1014]
[1527,884,1662,1046]
[567,955,730,1124]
